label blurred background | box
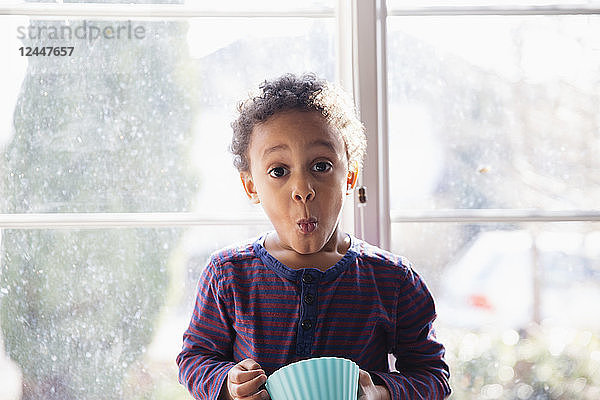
[1,1,599,399]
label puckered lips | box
[297,217,318,234]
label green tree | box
[1,18,198,399]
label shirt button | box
[301,319,313,330]
[302,274,314,284]
[304,293,314,305]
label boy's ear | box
[346,161,358,193]
[240,172,260,204]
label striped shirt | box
[177,234,451,399]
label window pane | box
[61,0,183,4]
[390,221,600,398]
[7,1,58,4]
[1,16,335,213]
[59,0,336,10]
[0,225,271,399]
[386,15,600,210]
[388,0,600,8]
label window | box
[1,1,335,399]
[1,1,599,399]
[384,1,600,398]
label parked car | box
[438,229,600,330]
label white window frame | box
[1,1,600,243]
[0,1,337,229]
[354,0,600,250]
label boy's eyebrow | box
[262,144,288,158]
[262,140,338,158]
[309,139,338,154]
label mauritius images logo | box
[16,20,146,42]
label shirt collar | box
[252,231,358,284]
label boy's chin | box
[291,245,322,256]
[287,238,323,255]
[272,232,325,255]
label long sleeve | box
[177,237,451,399]
[370,264,451,399]
[176,257,235,400]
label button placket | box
[302,273,314,284]
[296,271,318,356]
[304,293,314,305]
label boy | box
[177,74,450,400]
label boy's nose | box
[292,185,315,203]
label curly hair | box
[230,73,366,172]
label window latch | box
[358,186,367,204]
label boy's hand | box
[358,369,391,400]
[221,358,270,400]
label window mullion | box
[351,0,390,249]
[0,212,270,229]
[0,4,335,18]
[391,209,600,223]
[388,4,600,16]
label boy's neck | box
[264,229,351,271]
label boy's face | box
[241,110,356,256]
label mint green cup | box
[265,357,359,400]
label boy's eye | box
[312,162,332,173]
[268,167,288,178]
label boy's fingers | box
[254,388,271,400]
[229,372,268,398]
[358,369,374,387]
[229,358,264,384]
[229,368,265,384]
[238,358,263,371]
[357,370,374,400]
[231,389,270,400]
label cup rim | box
[267,356,358,380]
